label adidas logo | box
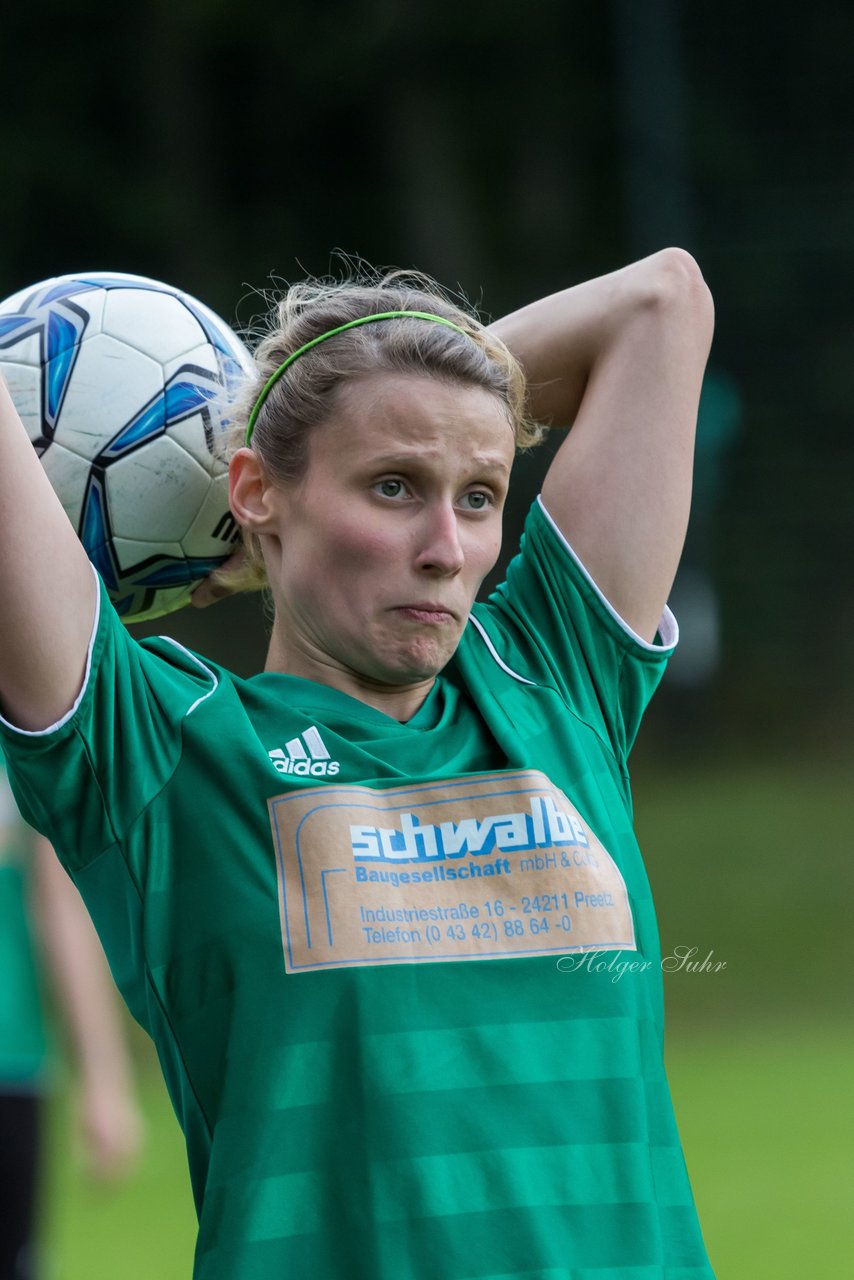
[269,726,341,777]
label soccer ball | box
[0,270,255,622]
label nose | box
[414,501,464,576]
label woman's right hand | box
[190,546,250,608]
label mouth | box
[394,603,457,625]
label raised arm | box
[489,249,714,642]
[0,377,97,730]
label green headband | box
[244,310,470,444]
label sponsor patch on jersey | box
[268,770,635,973]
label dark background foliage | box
[1,0,851,750]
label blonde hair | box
[223,269,543,591]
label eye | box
[373,478,409,500]
[459,490,492,512]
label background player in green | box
[0,249,716,1276]
[1,751,142,1280]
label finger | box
[191,547,248,608]
[191,576,234,609]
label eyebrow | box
[365,449,512,475]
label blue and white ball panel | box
[100,288,211,364]
[183,475,239,548]
[53,334,165,462]
[0,360,41,438]
[113,538,185,567]
[105,437,214,543]
[167,409,227,474]
[39,443,92,533]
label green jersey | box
[1,498,714,1278]
[0,750,47,1089]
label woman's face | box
[261,372,515,692]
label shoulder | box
[491,496,678,657]
[460,496,678,760]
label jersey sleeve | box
[0,571,221,873]
[478,496,678,761]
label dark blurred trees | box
[0,0,851,745]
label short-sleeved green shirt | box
[1,498,715,1278]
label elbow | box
[642,247,714,338]
[655,245,712,301]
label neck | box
[264,629,436,722]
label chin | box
[402,644,458,682]
[377,640,457,686]
[354,620,464,687]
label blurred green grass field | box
[38,755,854,1278]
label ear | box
[229,448,280,533]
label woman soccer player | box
[0,250,716,1278]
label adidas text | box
[271,757,340,777]
[269,726,340,778]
